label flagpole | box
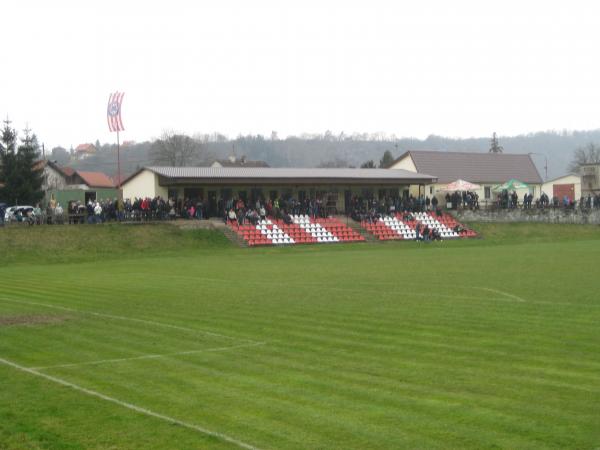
[117,129,121,190]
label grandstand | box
[361,211,477,241]
[362,216,417,240]
[228,215,365,246]
[229,212,475,246]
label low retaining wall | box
[453,208,600,224]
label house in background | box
[389,150,543,205]
[210,155,269,168]
[41,165,117,206]
[74,143,96,160]
[581,163,600,196]
[34,160,69,192]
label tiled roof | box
[33,160,68,177]
[61,167,76,176]
[76,171,115,188]
[121,166,437,186]
[144,166,436,182]
[75,143,95,152]
[394,151,543,184]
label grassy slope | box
[0,224,231,266]
[0,223,599,449]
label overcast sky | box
[2,0,600,149]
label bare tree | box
[318,157,351,168]
[150,130,206,166]
[568,143,600,172]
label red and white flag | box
[107,92,125,132]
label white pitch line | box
[474,287,527,303]
[32,341,266,370]
[0,356,260,450]
[0,297,259,344]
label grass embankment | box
[0,221,598,266]
[0,223,231,266]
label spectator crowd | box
[2,190,600,226]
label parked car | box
[4,205,36,223]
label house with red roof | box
[74,143,96,160]
[74,171,115,189]
[36,161,118,205]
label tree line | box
[56,129,600,180]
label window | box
[84,191,96,203]
[484,186,491,199]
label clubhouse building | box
[121,167,437,215]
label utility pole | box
[528,152,548,180]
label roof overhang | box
[122,166,437,187]
[157,176,434,186]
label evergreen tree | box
[0,121,44,205]
[15,127,44,204]
[360,160,376,168]
[379,150,395,168]
[489,132,503,153]
[0,118,18,202]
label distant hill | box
[64,129,600,180]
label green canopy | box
[493,179,530,191]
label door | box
[344,190,352,214]
[553,184,575,202]
[208,191,218,217]
[84,191,96,203]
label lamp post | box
[528,152,548,181]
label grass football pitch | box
[0,223,599,449]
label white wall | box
[389,154,417,172]
[43,165,67,191]
[542,175,582,200]
[122,169,168,199]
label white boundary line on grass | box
[0,356,260,450]
[0,297,260,344]
[31,341,266,370]
[473,287,527,303]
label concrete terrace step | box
[336,216,377,243]
[211,220,249,247]
[221,227,248,247]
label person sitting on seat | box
[246,209,259,225]
[227,208,237,224]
